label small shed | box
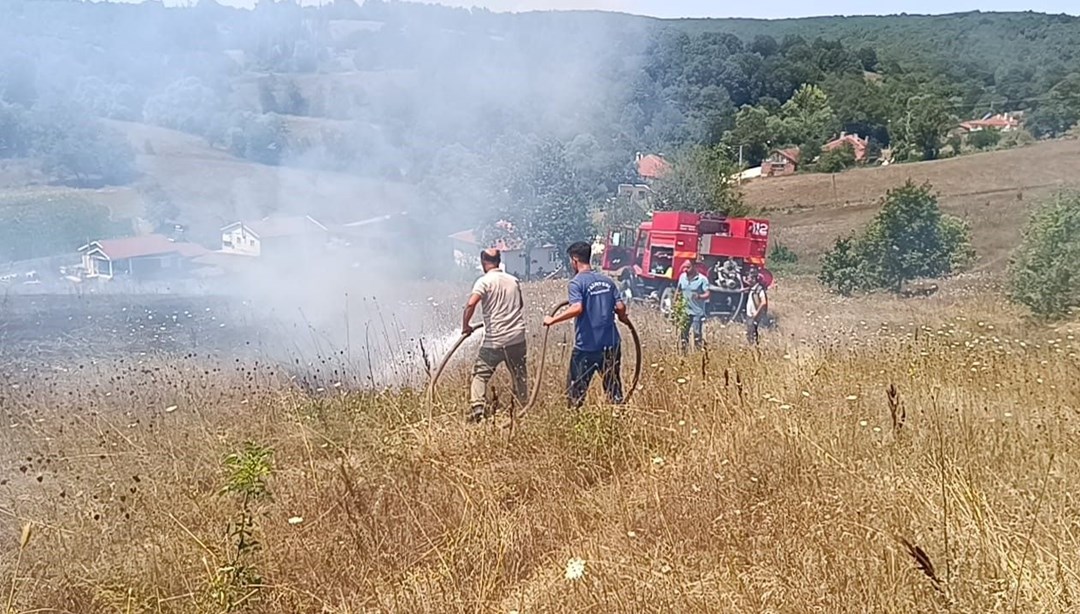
[448,229,559,280]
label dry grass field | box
[3,120,1080,612]
[748,138,1080,269]
[3,274,1079,613]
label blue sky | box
[411,0,1079,19]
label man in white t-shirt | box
[461,248,528,423]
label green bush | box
[0,196,128,260]
[969,129,1002,150]
[768,241,799,272]
[999,129,1036,149]
[819,180,974,295]
[816,142,856,173]
[1007,191,1080,320]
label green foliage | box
[818,236,867,296]
[211,442,274,611]
[0,103,30,158]
[1007,191,1080,320]
[483,137,594,277]
[819,180,974,294]
[1028,74,1080,138]
[222,441,274,500]
[143,77,223,137]
[74,76,141,121]
[238,114,288,166]
[892,91,953,161]
[570,405,622,463]
[724,105,771,166]
[816,142,856,173]
[768,241,799,272]
[770,84,839,149]
[0,197,127,261]
[999,129,1036,149]
[651,144,746,216]
[969,129,1002,151]
[672,289,690,335]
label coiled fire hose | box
[426,300,643,427]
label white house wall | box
[221,226,261,256]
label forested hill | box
[1,0,1079,262]
[675,11,1078,67]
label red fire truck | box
[600,211,772,320]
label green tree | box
[893,93,953,161]
[1007,191,1080,319]
[771,84,838,149]
[30,104,136,186]
[723,104,771,167]
[819,180,974,294]
[816,142,856,173]
[651,143,746,216]
[1029,74,1080,138]
[143,77,222,137]
[483,137,593,278]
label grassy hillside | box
[745,138,1080,269]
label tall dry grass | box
[1,275,1079,613]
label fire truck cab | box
[601,211,772,320]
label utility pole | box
[737,144,744,185]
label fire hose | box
[426,300,643,426]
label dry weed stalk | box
[5,522,32,614]
[887,383,904,433]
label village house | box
[219,215,329,259]
[635,152,670,182]
[761,148,800,177]
[448,228,559,280]
[79,234,209,280]
[959,112,1021,133]
[824,132,871,162]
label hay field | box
[2,275,1079,613]
[748,138,1080,269]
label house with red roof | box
[761,148,800,177]
[635,152,670,181]
[824,132,871,162]
[959,112,1021,133]
[78,234,210,279]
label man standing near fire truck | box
[745,271,769,345]
[676,260,710,353]
[461,248,529,423]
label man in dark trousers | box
[543,241,631,408]
[745,272,769,345]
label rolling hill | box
[744,138,1080,270]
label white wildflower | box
[564,557,586,581]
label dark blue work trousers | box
[567,345,623,408]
